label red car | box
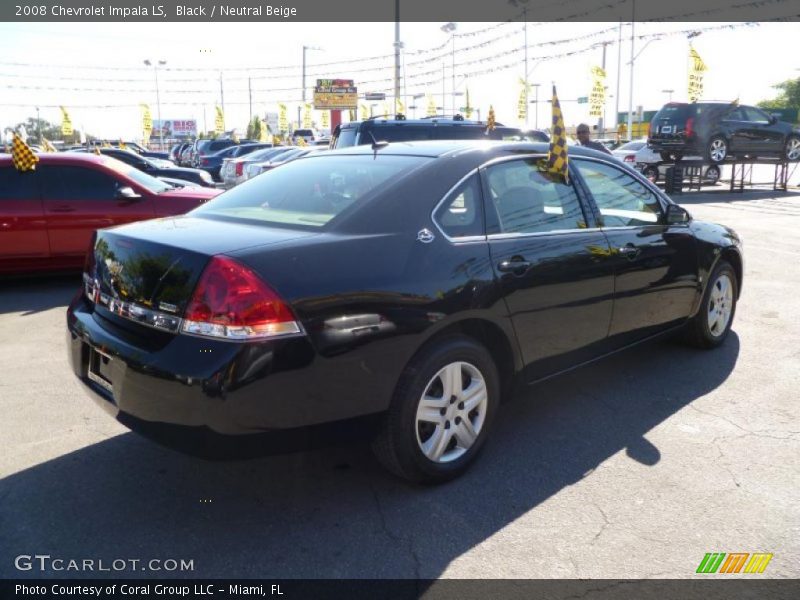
[0,153,221,275]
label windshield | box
[192,154,430,229]
[102,156,171,194]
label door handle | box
[498,258,533,274]
[49,205,76,213]
[618,244,641,260]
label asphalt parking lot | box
[1,182,799,580]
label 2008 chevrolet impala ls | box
[67,141,743,483]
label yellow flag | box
[517,81,527,122]
[118,140,127,149]
[141,104,153,144]
[360,104,369,120]
[589,66,606,118]
[464,87,473,119]
[278,104,288,132]
[321,111,330,129]
[258,118,269,142]
[542,86,569,183]
[59,106,73,136]
[41,137,57,153]
[94,146,101,156]
[426,95,437,117]
[688,45,707,103]
[11,132,39,172]
[395,97,405,115]
[214,105,225,135]
[303,104,312,129]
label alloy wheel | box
[709,139,727,162]
[415,361,488,463]
[707,273,734,337]
[786,137,800,161]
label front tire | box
[704,165,721,185]
[642,165,659,183]
[784,135,800,161]
[683,260,738,349]
[707,136,728,163]
[372,335,500,484]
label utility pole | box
[524,5,529,127]
[598,41,608,136]
[219,71,225,132]
[627,0,635,141]
[394,0,401,113]
[248,77,252,123]
[615,21,622,139]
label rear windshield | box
[652,103,733,121]
[334,127,358,148]
[191,154,430,229]
[617,141,646,151]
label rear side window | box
[434,173,484,239]
[334,127,357,148]
[192,155,430,229]
[0,167,38,200]
[484,159,587,234]
[40,166,120,201]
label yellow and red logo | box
[696,553,773,574]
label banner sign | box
[589,66,606,117]
[688,46,707,103]
[152,119,197,138]
[314,78,358,110]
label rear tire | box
[707,136,728,163]
[642,165,659,183]
[784,135,800,161]
[372,335,500,484]
[704,165,721,185]
[683,260,738,349]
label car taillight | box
[181,256,300,341]
[201,158,210,166]
[235,162,244,177]
[83,232,99,303]
[624,154,635,163]
[685,117,695,138]
[648,122,652,138]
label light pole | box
[300,45,323,132]
[662,89,674,101]
[627,27,663,141]
[35,107,41,144]
[440,22,457,115]
[144,59,166,149]
[412,93,425,119]
[529,83,541,129]
[509,0,530,126]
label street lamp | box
[299,45,323,132]
[35,107,41,144]
[144,59,166,149]
[662,89,674,101]
[440,22,457,115]
[509,0,530,126]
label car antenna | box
[367,132,389,152]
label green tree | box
[246,116,262,140]
[757,77,800,110]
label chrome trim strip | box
[486,227,604,241]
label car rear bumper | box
[66,294,390,451]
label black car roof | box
[322,139,608,160]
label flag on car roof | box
[118,140,127,149]
[41,137,57,153]
[486,105,496,132]
[11,132,39,172]
[542,85,569,183]
[94,146,101,156]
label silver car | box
[221,147,297,189]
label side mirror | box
[666,203,691,225]
[769,115,778,125]
[116,186,142,200]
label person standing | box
[576,123,612,154]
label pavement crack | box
[590,502,612,545]
[367,476,422,580]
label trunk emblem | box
[417,229,436,244]
[158,302,178,313]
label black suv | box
[648,102,800,163]
[331,116,548,149]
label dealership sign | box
[152,119,197,138]
[313,79,358,110]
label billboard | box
[152,119,197,139]
[314,78,358,110]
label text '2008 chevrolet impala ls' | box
[67,141,743,483]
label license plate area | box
[659,125,674,134]
[87,347,114,395]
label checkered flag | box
[11,132,39,172]
[544,86,569,183]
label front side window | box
[40,166,120,201]
[483,158,587,234]
[743,107,770,123]
[192,154,430,229]
[434,173,484,239]
[574,159,663,227]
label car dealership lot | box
[1,188,799,579]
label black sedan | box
[67,141,743,483]
[198,142,274,181]
[648,101,800,163]
[75,147,216,187]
